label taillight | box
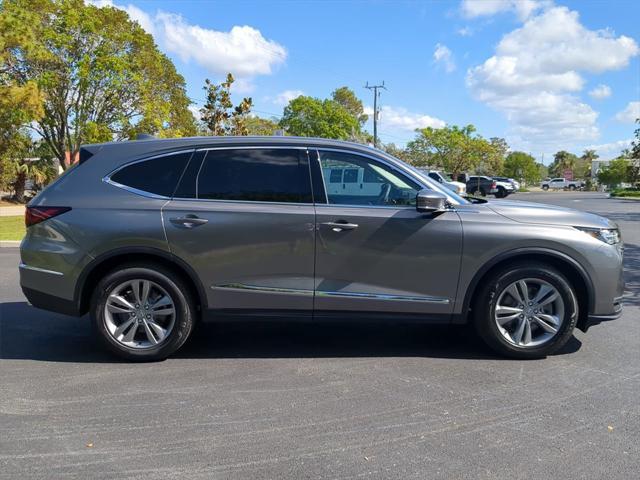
[25,206,71,227]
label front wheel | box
[494,187,506,198]
[91,264,196,361]
[473,262,578,359]
[542,185,549,191]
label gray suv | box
[20,137,624,361]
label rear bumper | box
[21,286,82,316]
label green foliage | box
[503,151,541,184]
[279,95,361,140]
[199,73,253,136]
[331,86,368,126]
[406,125,505,176]
[597,158,629,187]
[548,150,579,177]
[0,0,196,169]
[244,116,279,136]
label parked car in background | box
[491,177,516,198]
[466,176,498,197]
[20,136,624,361]
[541,178,585,191]
[493,176,520,191]
[415,168,466,195]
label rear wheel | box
[495,187,506,198]
[91,264,196,361]
[569,184,576,191]
[542,185,549,191]
[473,262,578,359]
[479,188,487,197]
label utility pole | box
[365,81,386,148]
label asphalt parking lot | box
[1,191,638,479]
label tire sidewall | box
[91,266,194,361]
[475,265,578,358]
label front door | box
[312,149,463,318]
[163,147,316,313]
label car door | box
[162,147,316,313]
[311,149,463,319]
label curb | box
[0,241,21,248]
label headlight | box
[457,186,465,194]
[574,227,621,245]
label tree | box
[406,124,499,177]
[597,158,628,188]
[0,0,196,170]
[244,116,279,136]
[549,151,578,177]
[200,74,253,136]
[503,151,541,185]
[331,86,368,126]
[279,95,361,140]
[577,149,598,179]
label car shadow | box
[0,301,582,363]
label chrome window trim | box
[213,283,449,304]
[102,149,196,200]
[19,263,64,276]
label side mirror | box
[416,189,447,213]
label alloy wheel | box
[103,279,176,349]
[494,278,565,348]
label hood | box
[448,180,466,188]
[486,199,615,229]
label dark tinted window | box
[329,169,342,183]
[111,151,192,197]
[173,151,205,199]
[343,169,358,183]
[197,148,312,203]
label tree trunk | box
[12,171,27,203]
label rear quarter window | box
[109,151,193,197]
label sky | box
[90,0,640,163]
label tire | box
[91,263,196,361]
[542,185,549,191]
[479,188,487,197]
[473,262,578,359]
[569,184,576,191]
[495,187,506,198]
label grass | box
[0,216,25,241]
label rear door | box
[162,147,316,313]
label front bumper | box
[581,297,624,332]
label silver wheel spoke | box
[141,280,151,305]
[517,280,530,304]
[506,283,525,305]
[536,292,559,308]
[107,302,134,315]
[113,317,136,338]
[152,295,172,309]
[142,320,158,345]
[130,280,142,304]
[532,284,553,305]
[109,294,135,311]
[122,322,138,343]
[522,319,532,345]
[534,314,560,333]
[152,307,175,316]
[147,319,167,340]
[512,317,526,344]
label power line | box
[364,81,386,148]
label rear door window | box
[110,151,193,197]
[197,148,312,203]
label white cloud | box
[87,1,287,80]
[588,84,612,100]
[460,0,547,21]
[272,89,305,106]
[366,105,446,131]
[467,6,639,152]
[433,43,456,73]
[615,101,640,123]
[457,26,473,37]
[585,139,633,159]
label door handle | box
[322,221,359,232]
[169,215,208,228]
